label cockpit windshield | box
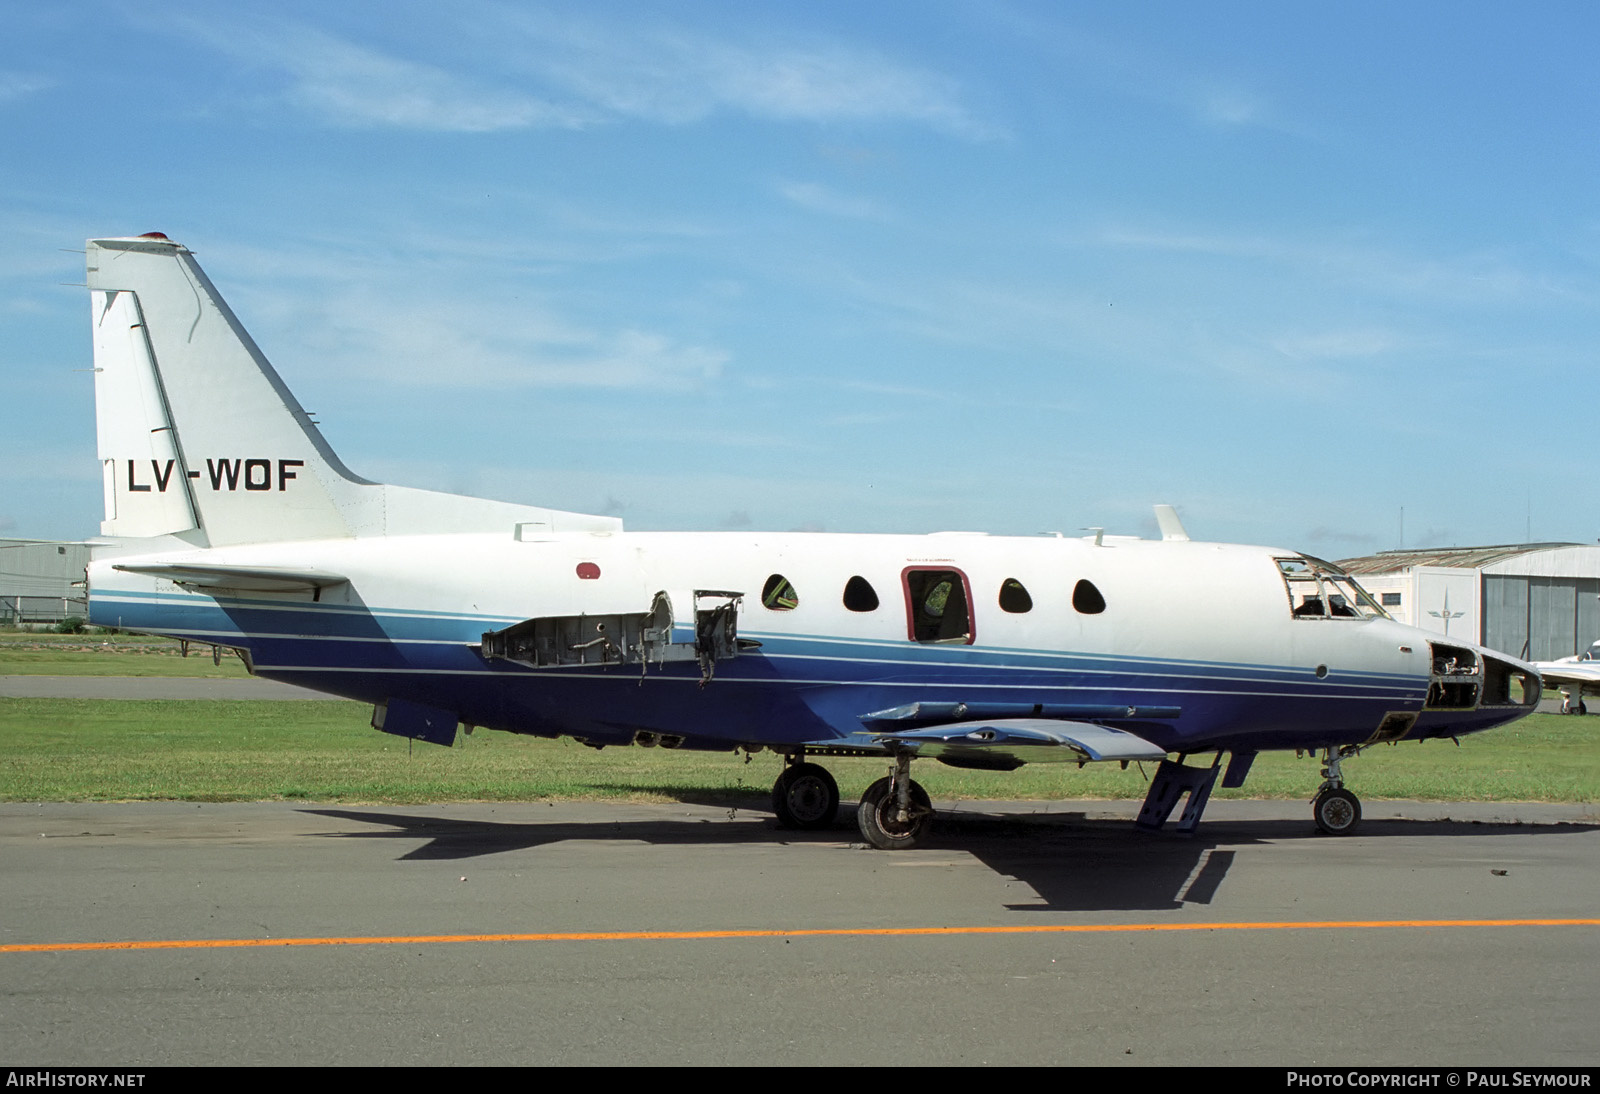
[1276,556,1389,621]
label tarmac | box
[2,796,1596,1066]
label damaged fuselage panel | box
[478,590,746,682]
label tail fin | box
[87,235,617,546]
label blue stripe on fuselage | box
[90,588,1456,752]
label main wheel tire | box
[1312,787,1362,835]
[1577,701,1589,716]
[772,763,839,830]
[856,776,933,850]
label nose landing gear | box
[1312,745,1363,835]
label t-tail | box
[87,234,617,548]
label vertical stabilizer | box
[88,235,363,546]
[86,235,621,546]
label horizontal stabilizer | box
[874,718,1169,765]
[112,562,348,594]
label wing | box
[856,701,1175,769]
[1530,661,1600,688]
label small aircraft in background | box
[79,234,1542,847]
[1531,643,1600,715]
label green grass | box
[0,633,251,678]
[0,698,1594,805]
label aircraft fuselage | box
[87,529,1535,757]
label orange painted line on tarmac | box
[3,918,1597,954]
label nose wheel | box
[1312,787,1362,835]
[771,760,840,830]
[1312,746,1363,835]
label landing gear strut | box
[771,756,839,830]
[1311,746,1363,835]
[856,751,933,850]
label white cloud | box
[1193,85,1269,128]
[1097,223,1591,308]
[297,287,727,390]
[208,241,728,392]
[273,29,582,131]
[160,8,991,137]
[0,72,52,104]
[222,268,729,393]
[166,15,582,132]
[1269,329,1399,361]
[977,7,1287,133]
[777,181,886,220]
[506,12,992,136]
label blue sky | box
[3,1,1596,554]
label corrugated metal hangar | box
[1338,543,1600,661]
[0,539,89,624]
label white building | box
[1337,543,1600,661]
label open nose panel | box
[1426,641,1540,711]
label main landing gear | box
[770,751,934,849]
[1311,745,1363,835]
[856,752,933,850]
[771,757,840,830]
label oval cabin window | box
[1072,578,1106,615]
[762,574,799,611]
[999,578,1033,613]
[843,576,879,612]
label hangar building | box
[0,539,89,625]
[1337,543,1600,661]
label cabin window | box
[999,578,1033,613]
[903,567,974,644]
[843,575,879,612]
[762,574,799,611]
[1382,592,1402,607]
[1072,579,1106,615]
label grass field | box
[0,697,1594,805]
[0,632,251,678]
[2,630,1595,804]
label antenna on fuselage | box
[1153,504,1190,542]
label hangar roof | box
[1337,543,1583,574]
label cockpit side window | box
[1277,557,1387,621]
[903,567,974,644]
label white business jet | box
[80,234,1542,846]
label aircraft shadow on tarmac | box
[300,806,1596,915]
